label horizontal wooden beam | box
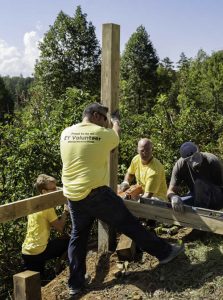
[124,199,223,235]
[0,190,67,224]
[2,190,223,236]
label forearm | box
[167,185,179,201]
[124,173,134,185]
[51,210,69,233]
[59,211,69,231]
[112,120,121,137]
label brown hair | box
[34,174,57,194]
[82,102,108,119]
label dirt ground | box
[42,227,223,300]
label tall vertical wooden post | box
[98,23,120,252]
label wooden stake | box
[13,270,41,300]
[116,234,136,260]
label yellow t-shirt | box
[128,155,167,200]
[22,208,57,255]
[60,122,119,201]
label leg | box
[22,253,45,277]
[43,236,70,260]
[83,186,171,260]
[68,200,94,290]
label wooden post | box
[99,23,120,252]
[116,234,136,260]
[13,271,41,300]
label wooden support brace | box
[0,190,67,224]
[13,270,41,300]
[124,199,223,235]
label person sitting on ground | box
[60,102,184,296]
[167,141,223,213]
[119,138,167,200]
[22,174,70,277]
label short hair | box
[34,174,57,194]
[82,102,108,119]
[138,138,152,148]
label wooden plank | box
[99,23,120,252]
[116,234,136,260]
[101,23,120,193]
[124,199,223,235]
[13,270,41,300]
[0,190,67,224]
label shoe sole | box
[159,244,184,264]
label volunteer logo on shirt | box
[63,132,101,143]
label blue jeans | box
[68,186,171,289]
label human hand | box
[119,181,130,192]
[111,110,120,124]
[63,204,69,214]
[171,195,184,213]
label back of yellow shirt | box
[22,208,57,255]
[128,155,167,200]
[60,122,119,201]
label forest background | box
[1,5,223,298]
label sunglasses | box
[184,151,201,163]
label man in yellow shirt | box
[22,174,70,277]
[120,138,167,200]
[60,102,184,296]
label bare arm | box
[50,204,69,233]
[119,172,135,192]
[167,185,180,201]
[111,110,121,137]
[124,172,134,185]
[111,119,120,137]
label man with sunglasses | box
[167,141,223,213]
[60,102,184,296]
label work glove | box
[63,203,70,216]
[119,181,130,192]
[171,195,184,213]
[111,110,120,124]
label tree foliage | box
[35,6,101,99]
[0,76,13,122]
[120,25,159,113]
[3,76,33,110]
[2,12,223,295]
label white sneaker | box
[69,287,82,296]
[69,274,91,296]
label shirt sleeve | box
[128,159,136,175]
[44,208,58,223]
[104,128,119,151]
[169,160,182,187]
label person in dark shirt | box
[167,141,223,212]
